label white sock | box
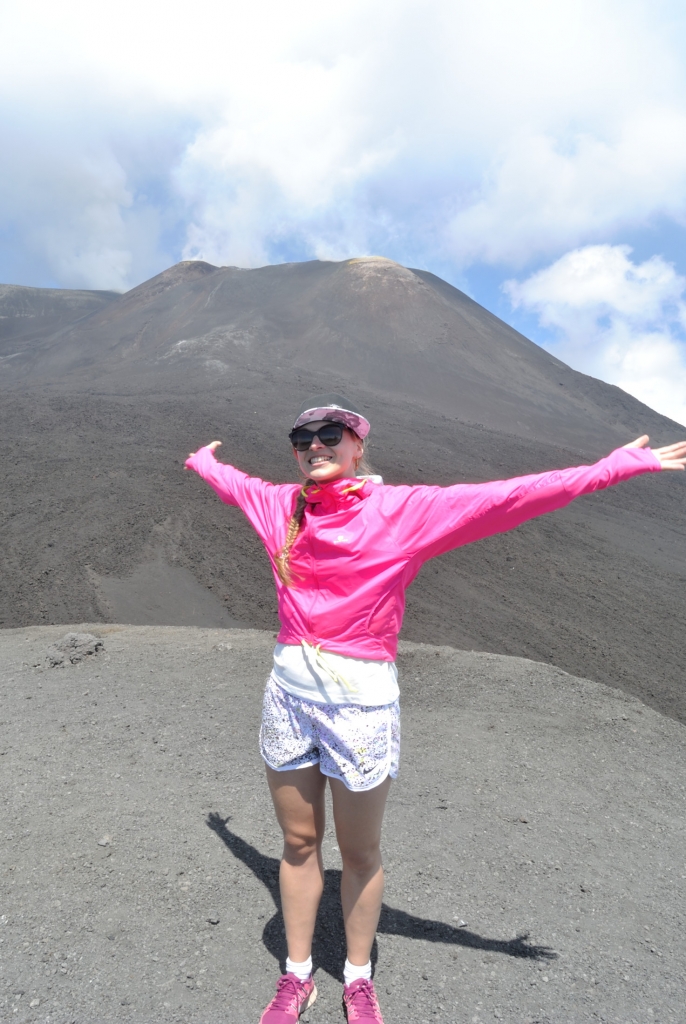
[286,955,312,982]
[344,958,372,985]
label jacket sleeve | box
[184,446,296,552]
[388,446,662,565]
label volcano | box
[1,257,684,720]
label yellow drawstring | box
[301,639,358,693]
[305,480,363,499]
[341,479,366,495]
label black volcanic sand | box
[2,626,685,1024]
[1,382,685,725]
[1,257,685,726]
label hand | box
[624,434,686,471]
[185,440,222,467]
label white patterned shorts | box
[260,676,400,792]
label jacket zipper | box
[304,513,319,639]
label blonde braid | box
[275,481,315,586]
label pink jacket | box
[185,445,660,661]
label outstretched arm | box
[625,434,686,471]
[184,440,246,506]
[186,439,222,461]
[183,440,299,553]
[392,434,681,565]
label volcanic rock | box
[45,631,104,667]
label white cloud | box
[447,109,686,267]
[0,94,186,289]
[162,0,686,271]
[1,0,686,290]
[505,245,686,427]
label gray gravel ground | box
[1,625,685,1024]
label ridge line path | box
[1,625,684,1024]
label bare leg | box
[266,764,327,963]
[330,775,392,966]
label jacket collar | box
[303,477,369,514]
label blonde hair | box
[275,433,373,586]
[274,482,313,586]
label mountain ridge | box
[3,257,681,446]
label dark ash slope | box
[1,257,684,721]
[0,282,118,360]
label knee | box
[282,829,320,866]
[339,843,381,876]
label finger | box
[654,440,686,456]
[658,462,685,471]
[208,440,222,451]
[623,435,649,448]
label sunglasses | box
[289,423,345,451]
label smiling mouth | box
[309,455,333,465]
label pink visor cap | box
[292,393,370,439]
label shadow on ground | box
[207,812,557,981]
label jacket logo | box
[333,533,351,544]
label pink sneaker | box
[259,973,317,1024]
[342,978,384,1022]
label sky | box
[1,0,686,426]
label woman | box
[186,393,685,1024]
